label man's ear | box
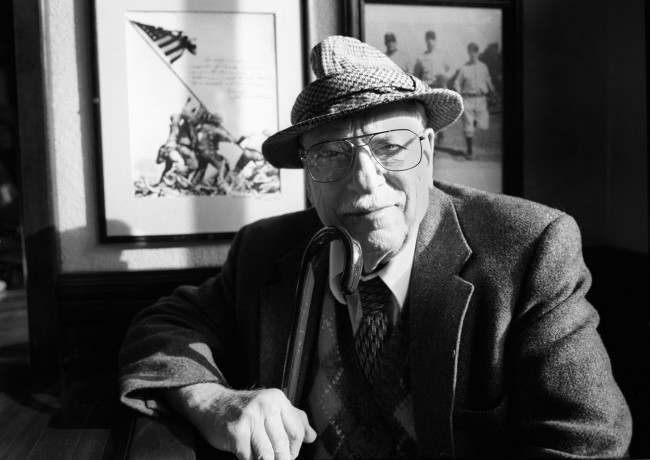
[422,127,435,165]
[421,127,436,189]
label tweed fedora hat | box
[262,35,463,169]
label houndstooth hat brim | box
[262,36,464,169]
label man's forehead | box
[301,102,426,145]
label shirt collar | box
[328,233,417,308]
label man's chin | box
[352,227,407,269]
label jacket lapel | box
[409,187,474,458]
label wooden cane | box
[281,226,362,405]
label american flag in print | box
[130,21,196,64]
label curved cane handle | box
[281,226,363,404]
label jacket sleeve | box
[117,226,247,417]
[511,214,632,458]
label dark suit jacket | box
[119,182,632,458]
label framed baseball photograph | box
[353,0,521,195]
[93,0,306,242]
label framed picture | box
[93,0,306,242]
[353,0,521,195]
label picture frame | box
[349,0,522,195]
[92,0,307,242]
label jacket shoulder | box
[433,181,573,259]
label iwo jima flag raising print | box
[94,3,305,239]
[128,18,281,198]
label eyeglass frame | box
[298,128,427,183]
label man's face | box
[385,39,397,53]
[426,37,436,51]
[468,49,479,62]
[301,102,435,272]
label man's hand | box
[164,382,317,460]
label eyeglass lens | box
[305,129,422,182]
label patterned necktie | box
[354,276,393,384]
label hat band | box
[291,68,424,124]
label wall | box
[604,0,648,252]
[523,0,647,252]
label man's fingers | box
[228,420,252,460]
[296,409,317,443]
[280,409,305,458]
[304,425,317,443]
[251,420,275,460]
[264,414,292,460]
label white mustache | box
[339,192,405,214]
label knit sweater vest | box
[304,291,417,459]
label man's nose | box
[347,146,384,191]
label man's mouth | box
[341,205,395,218]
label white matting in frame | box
[94,0,305,239]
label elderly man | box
[119,36,631,459]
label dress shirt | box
[328,233,417,334]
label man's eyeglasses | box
[299,129,426,183]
